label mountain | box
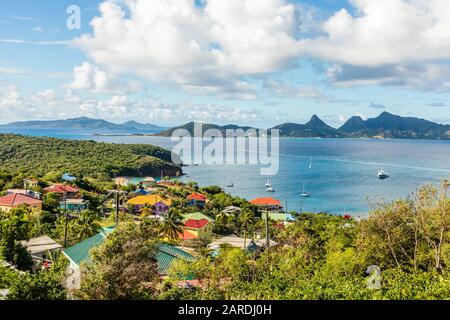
[271,115,347,138]
[1,117,164,132]
[339,112,450,139]
[156,122,258,137]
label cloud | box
[73,0,303,98]
[33,26,43,32]
[426,102,448,107]
[0,39,69,45]
[11,16,39,22]
[263,78,325,99]
[66,62,143,94]
[0,84,263,124]
[0,66,29,75]
[326,63,450,91]
[300,0,450,66]
[369,103,386,109]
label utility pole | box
[63,182,68,247]
[265,209,270,248]
[115,191,119,227]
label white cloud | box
[0,66,29,75]
[263,78,324,99]
[0,84,263,124]
[300,0,450,66]
[73,0,302,98]
[66,62,142,94]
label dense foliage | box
[0,134,181,179]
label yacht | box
[378,170,389,179]
[227,183,234,187]
[265,178,272,188]
[300,182,311,197]
[266,186,275,192]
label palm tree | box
[239,210,255,250]
[158,208,183,242]
[74,211,101,241]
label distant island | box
[157,112,450,140]
[1,112,449,140]
[0,117,166,132]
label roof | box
[178,229,198,240]
[63,232,107,265]
[184,219,209,229]
[262,213,295,222]
[21,236,62,255]
[182,212,214,223]
[127,195,172,206]
[187,193,206,201]
[0,193,43,207]
[208,234,278,250]
[249,197,281,206]
[155,244,195,275]
[43,184,80,194]
[60,199,87,205]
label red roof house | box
[184,219,209,229]
[187,193,206,201]
[250,197,281,206]
[0,193,43,212]
[43,184,80,195]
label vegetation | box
[0,134,181,180]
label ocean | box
[1,127,449,216]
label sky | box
[1,0,450,128]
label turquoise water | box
[1,127,449,215]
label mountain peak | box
[306,114,327,127]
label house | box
[63,227,115,290]
[155,244,195,276]
[0,193,43,212]
[186,193,207,207]
[59,199,89,212]
[140,177,156,188]
[180,213,214,241]
[43,184,80,199]
[6,189,42,199]
[261,212,295,223]
[222,206,241,215]
[21,236,62,260]
[114,177,130,186]
[208,234,278,252]
[63,227,194,290]
[249,197,283,212]
[24,178,39,188]
[127,194,172,216]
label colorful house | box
[249,197,283,212]
[24,178,39,188]
[59,199,89,212]
[179,212,214,241]
[63,227,194,290]
[127,194,172,216]
[43,184,80,199]
[7,189,41,199]
[114,177,130,187]
[0,193,43,212]
[186,193,207,207]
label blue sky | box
[1,0,450,127]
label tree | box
[6,268,66,300]
[158,208,183,242]
[71,211,101,241]
[239,210,255,249]
[76,222,160,300]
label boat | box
[309,157,313,169]
[227,183,234,187]
[378,170,389,179]
[266,186,275,192]
[300,182,311,197]
[265,178,272,188]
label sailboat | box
[300,182,311,197]
[266,186,275,192]
[265,178,272,188]
[309,157,313,169]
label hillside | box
[271,115,347,138]
[0,134,181,179]
[156,122,258,137]
[1,117,164,132]
[339,112,450,139]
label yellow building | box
[127,194,172,216]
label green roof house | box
[63,227,194,290]
[182,212,214,223]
